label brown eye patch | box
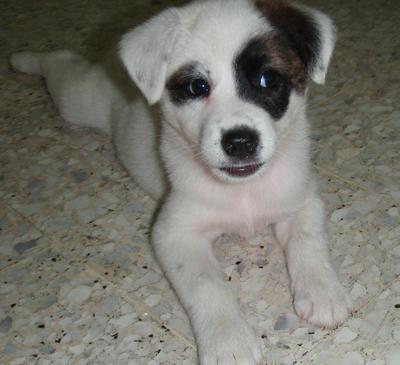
[261,33,307,90]
[233,34,306,120]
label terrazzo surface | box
[0,0,399,364]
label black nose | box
[221,127,259,160]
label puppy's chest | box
[220,190,280,237]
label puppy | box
[10,0,353,363]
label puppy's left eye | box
[258,70,280,89]
[188,78,210,97]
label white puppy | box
[10,0,353,363]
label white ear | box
[297,5,336,84]
[119,8,181,104]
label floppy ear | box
[255,0,336,84]
[119,8,182,104]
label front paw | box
[292,270,354,328]
[197,317,264,365]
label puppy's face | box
[120,0,336,183]
[164,26,307,182]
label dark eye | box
[258,70,280,89]
[188,78,210,97]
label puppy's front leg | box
[153,199,264,365]
[274,195,353,328]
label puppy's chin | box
[211,162,267,184]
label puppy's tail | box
[10,50,115,134]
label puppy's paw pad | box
[199,318,264,365]
[293,275,353,328]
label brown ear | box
[254,0,336,84]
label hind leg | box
[10,50,117,134]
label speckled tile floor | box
[0,0,399,364]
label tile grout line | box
[85,264,197,351]
[0,200,49,273]
[313,164,370,191]
[315,163,399,210]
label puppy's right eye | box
[188,78,210,98]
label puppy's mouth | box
[220,163,264,178]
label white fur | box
[120,8,182,104]
[10,1,352,364]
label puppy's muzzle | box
[220,127,263,177]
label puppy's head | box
[120,0,336,182]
